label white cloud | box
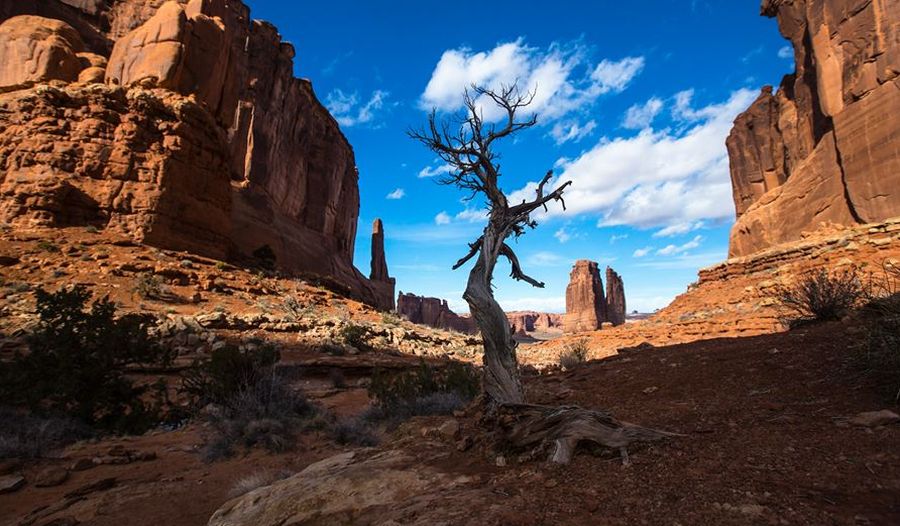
[609,233,629,243]
[386,188,405,200]
[777,46,793,59]
[508,88,756,230]
[622,97,663,129]
[526,251,565,267]
[418,163,453,178]
[496,295,566,314]
[420,39,644,125]
[554,227,572,243]
[434,211,452,225]
[652,221,704,238]
[633,247,652,258]
[326,89,390,127]
[550,120,597,144]
[656,235,702,256]
[454,208,489,223]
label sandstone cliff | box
[396,292,476,334]
[0,1,393,309]
[727,0,900,257]
[506,311,564,336]
[564,260,626,333]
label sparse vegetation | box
[559,338,589,369]
[366,360,478,425]
[133,272,167,300]
[340,322,369,350]
[85,225,99,234]
[0,408,92,458]
[0,286,173,433]
[858,261,900,401]
[36,240,59,253]
[773,268,867,328]
[229,469,294,498]
[329,416,379,446]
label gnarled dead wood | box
[496,403,683,465]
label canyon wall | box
[0,0,393,309]
[727,0,900,257]
[507,311,564,336]
[564,260,625,333]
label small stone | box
[70,458,95,472]
[438,419,460,440]
[34,466,69,487]
[849,410,900,428]
[642,386,659,394]
[495,455,507,467]
[0,474,25,494]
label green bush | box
[367,360,479,424]
[774,268,867,328]
[340,323,369,350]
[0,286,172,433]
[181,343,280,409]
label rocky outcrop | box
[396,292,476,334]
[564,260,606,333]
[564,260,626,333]
[368,219,395,310]
[506,311,564,336]
[0,1,393,309]
[727,0,900,257]
[605,267,626,326]
[0,15,85,89]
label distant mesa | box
[727,0,900,258]
[564,260,626,333]
[396,292,475,334]
[0,1,393,310]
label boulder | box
[105,2,187,90]
[34,466,69,487]
[0,15,84,89]
[0,473,25,494]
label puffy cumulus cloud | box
[656,235,703,256]
[549,119,597,145]
[420,39,644,124]
[652,221,704,237]
[386,188,405,200]
[326,89,390,127]
[434,211,452,225]
[554,226,572,243]
[508,88,756,230]
[622,97,663,129]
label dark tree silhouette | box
[410,84,679,464]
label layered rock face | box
[396,293,476,334]
[727,0,900,257]
[605,267,626,326]
[564,260,626,333]
[507,311,564,336]
[0,1,393,309]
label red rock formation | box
[396,292,476,334]
[564,260,606,333]
[369,219,395,310]
[0,15,85,89]
[605,267,626,326]
[0,1,393,310]
[506,311,564,335]
[727,0,900,258]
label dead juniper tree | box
[410,84,679,464]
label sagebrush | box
[774,268,867,328]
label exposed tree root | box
[495,403,683,465]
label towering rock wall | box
[727,0,900,258]
[369,219,395,310]
[605,267,626,326]
[0,1,394,309]
[396,292,475,334]
[507,311,564,336]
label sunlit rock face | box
[0,0,394,309]
[727,0,900,258]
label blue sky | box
[249,1,792,313]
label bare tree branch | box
[452,236,484,270]
[499,243,544,288]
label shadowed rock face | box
[396,292,476,334]
[727,0,900,258]
[605,267,626,326]
[0,1,393,309]
[369,219,395,310]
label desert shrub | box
[367,360,478,424]
[36,240,59,253]
[0,286,172,433]
[559,338,589,369]
[329,368,347,389]
[201,374,319,462]
[0,408,92,458]
[133,273,167,300]
[181,344,280,409]
[861,307,900,402]
[329,416,379,446]
[773,268,867,328]
[339,323,369,350]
